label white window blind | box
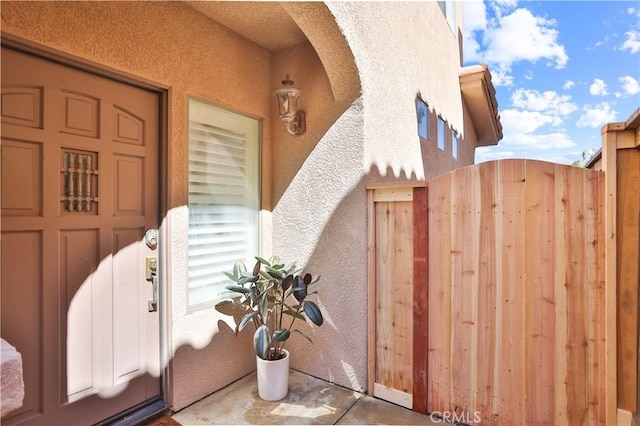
[188,99,260,308]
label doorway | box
[1,47,162,425]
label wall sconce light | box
[273,75,306,135]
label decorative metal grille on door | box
[61,149,97,213]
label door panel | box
[1,47,161,425]
[369,188,414,409]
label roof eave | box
[460,64,503,147]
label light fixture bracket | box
[273,75,306,135]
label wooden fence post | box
[413,186,428,413]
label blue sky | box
[463,0,640,165]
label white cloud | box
[475,147,514,163]
[501,132,575,149]
[501,109,562,134]
[576,103,618,128]
[619,75,640,95]
[462,1,488,62]
[511,88,577,116]
[589,79,609,96]
[463,0,488,33]
[483,9,568,67]
[464,7,568,86]
[563,80,575,90]
[489,65,515,86]
[621,30,640,54]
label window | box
[416,97,429,140]
[437,116,446,151]
[188,99,260,308]
[437,1,457,35]
[452,131,459,159]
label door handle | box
[146,257,158,312]
[144,229,158,250]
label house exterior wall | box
[1,0,277,410]
[2,0,481,415]
[328,2,467,181]
[271,0,473,395]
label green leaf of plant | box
[252,260,261,276]
[303,273,312,285]
[273,328,290,342]
[260,291,269,319]
[224,271,239,282]
[266,268,283,280]
[303,301,324,326]
[225,285,252,294]
[238,275,259,285]
[258,271,273,281]
[269,255,281,266]
[292,276,307,302]
[238,312,257,333]
[255,256,271,266]
[293,329,313,344]
[233,261,247,278]
[282,275,293,292]
[254,325,271,360]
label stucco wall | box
[328,2,468,181]
[271,1,474,394]
[1,0,275,410]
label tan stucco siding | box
[1,0,274,410]
[328,2,466,181]
[1,1,273,208]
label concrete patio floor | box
[169,370,439,425]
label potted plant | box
[215,255,324,401]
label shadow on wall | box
[273,162,421,394]
[171,320,256,410]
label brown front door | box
[1,47,161,425]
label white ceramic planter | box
[256,349,290,401]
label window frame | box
[186,98,261,310]
[437,116,446,152]
[416,97,429,141]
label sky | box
[463,0,640,165]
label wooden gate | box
[368,159,608,424]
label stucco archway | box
[279,2,361,105]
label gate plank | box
[585,168,604,424]
[554,164,569,425]
[476,162,498,424]
[427,171,452,413]
[375,201,394,389]
[392,201,413,395]
[563,166,589,425]
[524,161,556,424]
[413,187,428,414]
[496,160,526,424]
[450,165,478,414]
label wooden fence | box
[368,159,610,425]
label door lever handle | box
[148,274,158,312]
[146,257,158,312]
